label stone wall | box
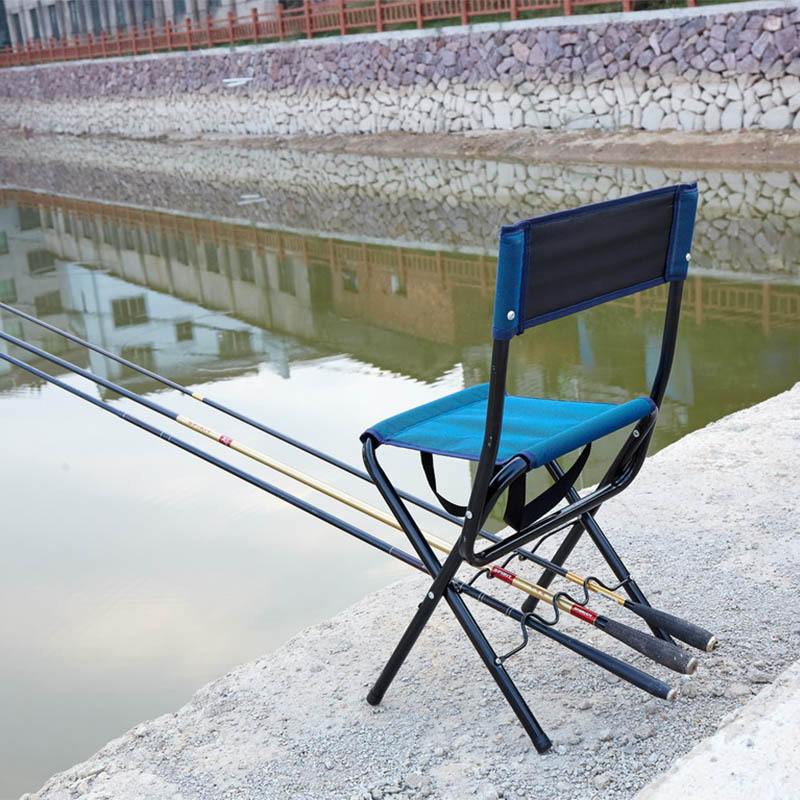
[1,1,799,136]
[1,136,798,283]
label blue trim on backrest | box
[491,182,698,338]
[665,183,699,281]
[492,228,526,340]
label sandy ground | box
[22,382,800,800]
[6,126,800,171]
[189,128,800,170]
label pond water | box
[0,151,799,797]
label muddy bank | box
[7,125,800,170]
[214,127,800,171]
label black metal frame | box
[361,277,686,752]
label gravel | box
[22,381,800,800]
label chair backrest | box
[491,183,698,340]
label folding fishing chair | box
[360,183,699,751]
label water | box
[0,152,799,797]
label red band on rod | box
[490,566,516,585]
[570,605,598,624]
[219,435,233,446]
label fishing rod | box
[0,300,455,516]
[0,328,703,672]
[0,301,717,652]
[0,347,680,702]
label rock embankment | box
[1,2,800,137]
[24,382,800,799]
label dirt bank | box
[208,128,800,171]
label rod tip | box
[666,688,678,702]
[686,657,699,676]
[706,636,719,653]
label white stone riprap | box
[1,1,800,137]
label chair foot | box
[366,688,383,706]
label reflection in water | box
[2,187,798,452]
[0,173,799,797]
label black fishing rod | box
[0,347,680,701]
[0,299,452,512]
[0,327,700,674]
[0,301,718,653]
[0,299,568,539]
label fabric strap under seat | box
[421,444,591,532]
[421,451,468,517]
[502,444,591,533]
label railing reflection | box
[3,188,799,342]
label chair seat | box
[362,384,656,468]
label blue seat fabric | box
[362,384,656,469]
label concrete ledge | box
[635,659,800,799]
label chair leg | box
[447,585,552,753]
[368,572,551,752]
[367,548,463,706]
[363,439,552,753]
[578,509,673,643]
[522,461,673,643]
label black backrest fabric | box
[524,191,674,324]
[491,183,698,339]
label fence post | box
[339,0,346,35]
[687,0,697,6]
[166,19,173,50]
[74,34,80,58]
[251,7,259,44]
[100,30,107,57]
[227,10,235,45]
[510,0,518,20]
[460,0,468,26]
[415,0,423,28]
[304,0,313,39]
[206,14,213,47]
[47,37,54,61]
[116,26,123,55]
[148,23,155,52]
[277,3,285,40]
[186,17,193,50]
[131,25,138,55]
[563,0,572,14]
[86,32,93,58]
[375,0,383,32]
[622,0,632,9]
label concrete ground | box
[23,382,800,800]
[635,660,800,799]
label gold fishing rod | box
[0,301,717,653]
[0,322,717,658]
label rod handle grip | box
[595,616,697,675]
[626,602,718,652]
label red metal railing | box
[0,0,700,69]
